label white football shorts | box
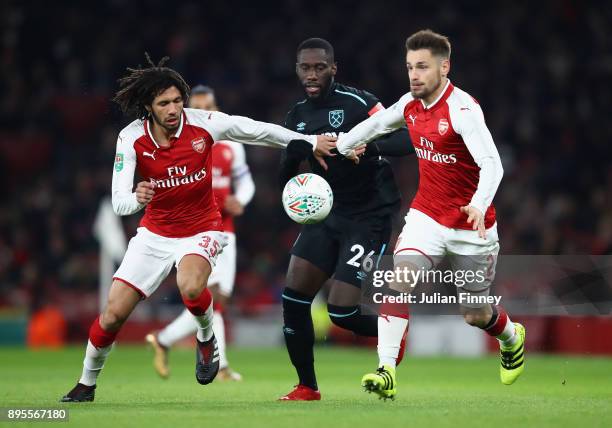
[207,232,237,297]
[113,227,228,298]
[393,209,499,305]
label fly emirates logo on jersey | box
[150,165,207,189]
[414,136,457,165]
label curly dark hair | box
[112,53,190,119]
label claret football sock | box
[282,288,317,390]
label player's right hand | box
[314,135,337,170]
[344,145,367,165]
[135,181,156,204]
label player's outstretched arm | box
[111,133,146,216]
[336,93,410,157]
[200,111,335,158]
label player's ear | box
[145,104,152,113]
[440,58,450,77]
[331,62,338,77]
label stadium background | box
[1,0,611,355]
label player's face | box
[188,93,218,111]
[148,86,184,131]
[406,49,449,100]
[296,48,337,98]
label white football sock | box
[79,340,113,386]
[212,311,228,369]
[157,309,198,348]
[377,315,408,368]
[498,319,518,348]
[194,302,214,342]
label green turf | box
[1,346,611,427]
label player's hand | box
[224,195,244,217]
[314,135,337,171]
[344,145,367,165]
[460,205,486,239]
[135,181,155,204]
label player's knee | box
[178,272,208,300]
[100,308,128,331]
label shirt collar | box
[420,79,453,110]
[144,111,185,148]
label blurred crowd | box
[1,1,610,318]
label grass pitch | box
[1,346,611,427]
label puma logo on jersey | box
[297,122,306,131]
[408,114,417,125]
[143,151,157,160]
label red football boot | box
[278,385,321,401]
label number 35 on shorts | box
[198,232,228,261]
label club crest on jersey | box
[329,110,344,128]
[438,118,449,135]
[191,137,206,153]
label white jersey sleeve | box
[228,142,255,206]
[337,92,413,155]
[187,109,317,150]
[111,127,146,216]
[449,101,504,215]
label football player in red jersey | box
[337,30,525,399]
[146,85,254,381]
[61,55,335,402]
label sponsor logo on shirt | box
[150,166,207,189]
[414,136,457,164]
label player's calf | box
[327,304,377,337]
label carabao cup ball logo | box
[282,173,333,224]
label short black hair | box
[297,38,335,62]
[113,53,190,119]
[191,84,214,96]
[406,29,451,59]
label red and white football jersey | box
[337,80,503,230]
[212,141,253,233]
[112,108,313,237]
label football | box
[282,173,333,224]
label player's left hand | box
[460,205,486,239]
[314,135,337,170]
[224,195,244,217]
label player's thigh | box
[447,223,500,308]
[328,280,362,306]
[286,255,330,298]
[333,215,391,288]
[113,227,175,298]
[175,230,229,295]
[393,209,446,274]
[288,222,338,290]
[208,233,236,298]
